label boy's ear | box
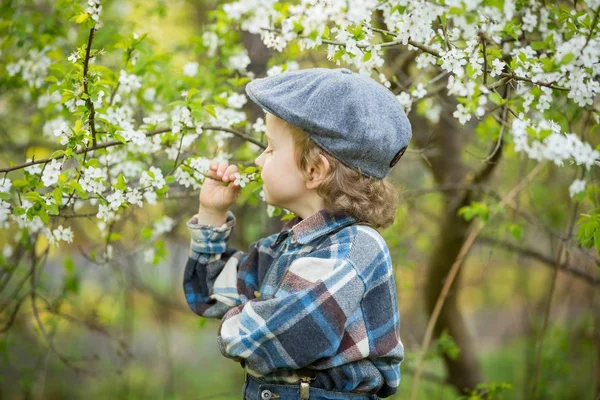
[306,154,330,189]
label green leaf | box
[64,256,75,274]
[203,104,217,119]
[489,92,504,105]
[12,179,29,188]
[186,88,199,101]
[507,223,523,240]
[47,203,59,215]
[594,230,600,255]
[53,187,63,206]
[64,274,79,294]
[24,192,43,202]
[108,232,122,242]
[74,13,89,24]
[49,150,65,159]
[113,133,127,143]
[38,208,49,224]
[115,173,127,191]
[141,227,153,240]
[560,53,574,65]
[280,213,296,221]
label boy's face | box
[254,113,324,218]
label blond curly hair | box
[282,120,400,230]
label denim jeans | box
[242,373,380,400]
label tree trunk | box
[372,9,491,393]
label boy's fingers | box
[223,165,238,180]
[217,162,229,177]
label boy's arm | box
[184,209,259,319]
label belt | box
[296,368,317,400]
[240,361,317,400]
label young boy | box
[184,67,411,400]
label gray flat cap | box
[245,67,411,180]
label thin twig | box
[409,161,547,400]
[530,168,585,397]
[82,25,98,147]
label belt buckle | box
[299,376,314,400]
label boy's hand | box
[199,160,242,214]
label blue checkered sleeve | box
[184,210,241,318]
[216,257,365,375]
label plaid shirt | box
[184,208,404,397]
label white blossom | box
[171,105,195,134]
[50,225,73,246]
[396,92,413,114]
[0,178,11,193]
[227,93,247,109]
[6,46,52,88]
[86,0,102,22]
[202,31,220,57]
[104,244,113,261]
[174,167,199,189]
[232,172,250,187]
[453,104,471,125]
[140,166,165,190]
[126,188,143,207]
[3,244,13,258]
[411,83,427,99]
[118,70,142,94]
[569,179,586,198]
[68,51,79,63]
[37,90,62,109]
[252,117,266,134]
[143,190,157,205]
[0,200,10,229]
[143,248,155,264]
[440,48,468,76]
[153,216,174,238]
[143,87,156,102]
[490,59,505,77]
[511,117,600,170]
[24,158,42,174]
[96,203,115,222]
[106,189,125,211]
[80,166,107,194]
[42,159,63,187]
[227,49,251,71]
[183,61,199,77]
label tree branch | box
[0,125,266,174]
[477,236,600,286]
[83,25,98,147]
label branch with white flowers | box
[0,125,266,174]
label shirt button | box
[261,389,273,399]
[340,68,353,74]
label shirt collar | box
[270,208,357,248]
